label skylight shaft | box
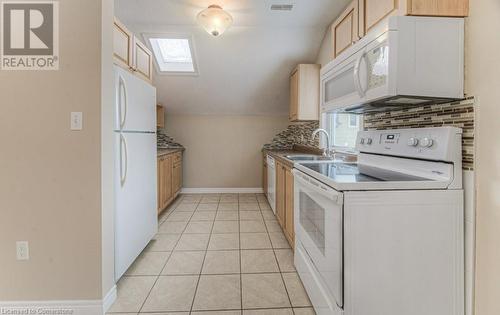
[148,36,197,74]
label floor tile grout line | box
[189,199,218,313]
[262,199,296,312]
[136,195,190,314]
[115,194,311,315]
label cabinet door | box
[276,162,286,228]
[157,157,163,213]
[361,0,398,35]
[263,156,268,196]
[163,155,173,206]
[332,1,359,58]
[409,0,468,16]
[284,168,294,247]
[173,161,182,194]
[289,70,299,121]
[156,105,165,129]
[113,18,133,68]
[134,37,153,82]
[177,162,183,192]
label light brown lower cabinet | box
[172,153,182,195]
[284,169,294,246]
[275,160,295,249]
[263,155,268,196]
[158,151,183,214]
[276,161,286,227]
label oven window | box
[299,191,326,255]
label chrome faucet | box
[312,128,332,156]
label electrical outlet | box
[70,112,83,130]
[16,241,29,260]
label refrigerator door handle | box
[120,134,128,186]
[118,75,128,129]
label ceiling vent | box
[270,4,294,11]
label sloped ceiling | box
[115,0,349,115]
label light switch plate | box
[70,112,83,130]
[16,241,29,260]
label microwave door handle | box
[354,51,366,97]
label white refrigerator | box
[114,65,157,280]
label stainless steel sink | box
[285,155,335,161]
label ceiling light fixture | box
[196,5,233,37]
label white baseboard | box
[0,286,117,315]
[102,285,117,314]
[0,300,103,315]
[181,187,264,194]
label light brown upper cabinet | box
[358,0,469,36]
[408,0,469,17]
[156,104,165,129]
[113,17,153,83]
[331,0,360,59]
[289,64,320,122]
[332,0,469,60]
[359,0,399,36]
[113,18,133,68]
[133,37,153,83]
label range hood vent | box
[340,96,463,114]
[271,4,294,11]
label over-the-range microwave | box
[321,16,464,114]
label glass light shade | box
[197,5,233,37]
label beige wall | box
[316,26,333,66]
[0,0,103,300]
[101,0,115,299]
[466,1,500,314]
[165,115,289,189]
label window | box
[146,35,198,75]
[348,115,360,128]
[325,112,363,150]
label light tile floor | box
[108,193,315,315]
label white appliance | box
[114,65,158,280]
[321,16,464,114]
[293,127,464,315]
[266,155,276,214]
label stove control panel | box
[356,127,462,162]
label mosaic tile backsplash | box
[157,128,184,148]
[263,121,320,150]
[363,97,475,170]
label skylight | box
[148,36,197,74]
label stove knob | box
[407,137,419,147]
[366,138,373,145]
[420,137,434,147]
[360,138,365,144]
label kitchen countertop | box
[157,147,184,157]
[263,144,357,167]
[263,145,324,168]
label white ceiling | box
[115,0,349,115]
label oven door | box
[293,169,344,308]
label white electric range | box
[293,126,464,315]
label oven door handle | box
[293,169,343,205]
